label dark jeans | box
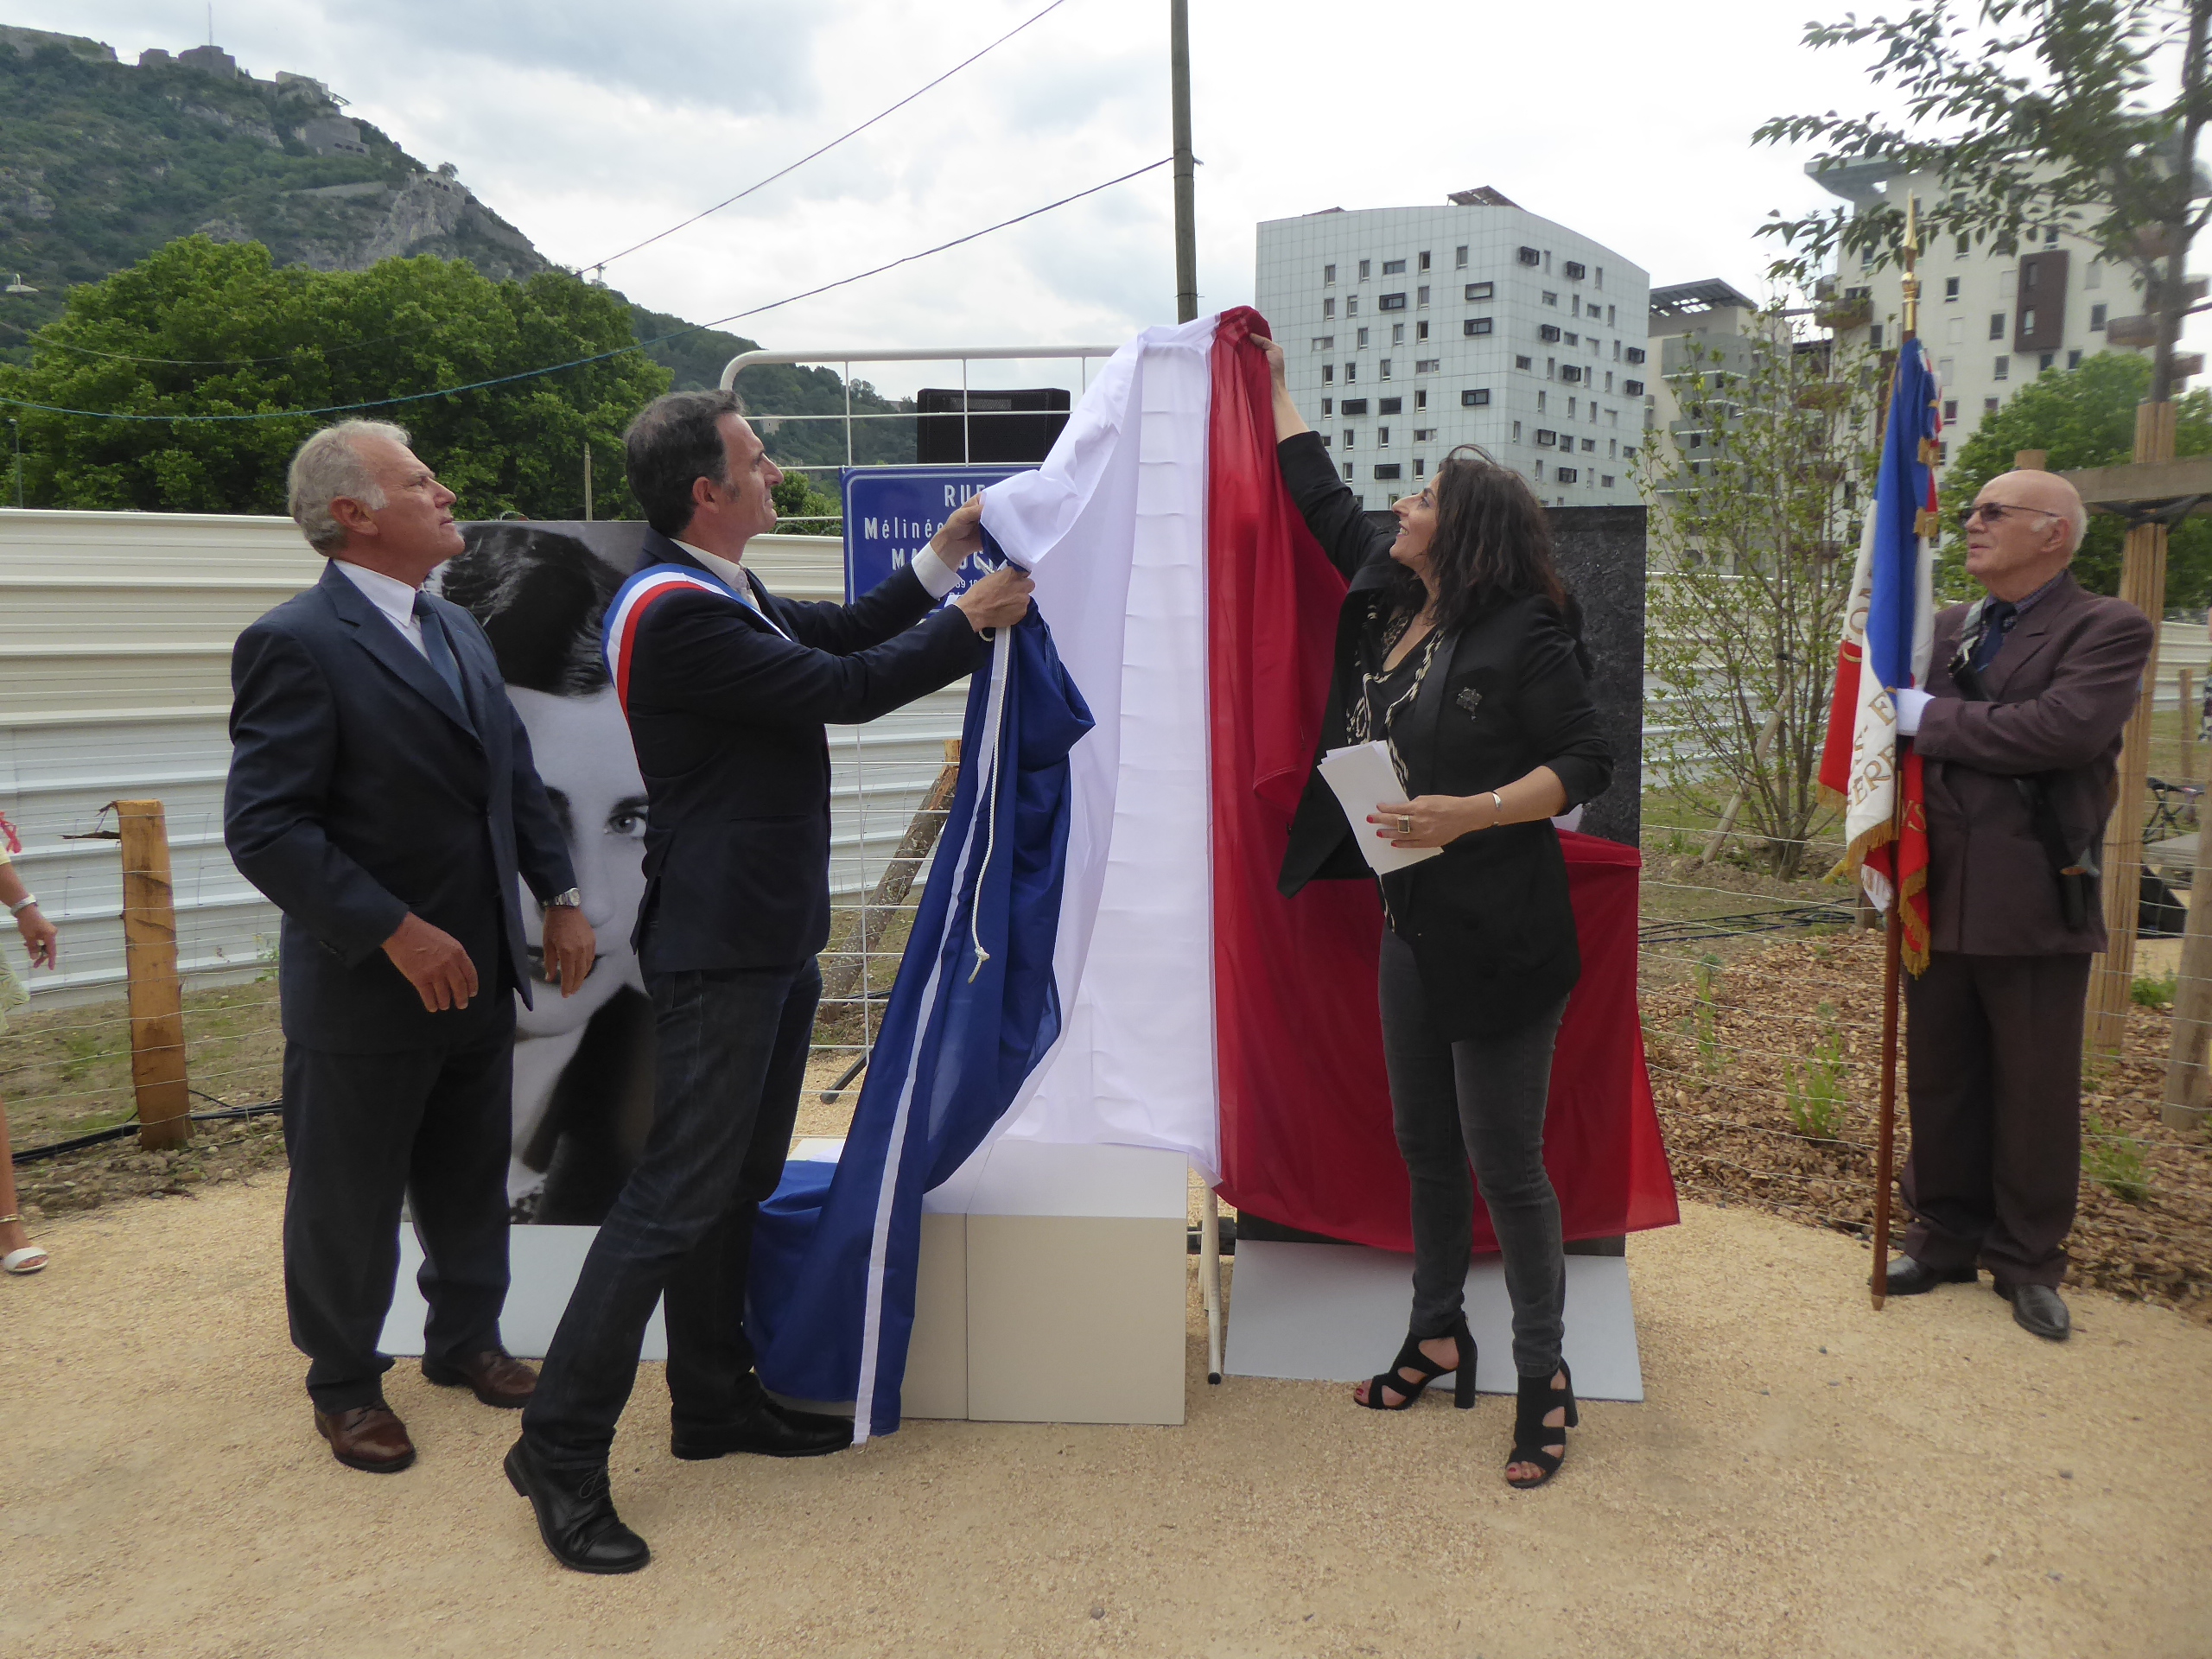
[281,1031,514,1412]
[1379,928,1568,1378]
[523,960,820,1466]
[1903,950,2089,1288]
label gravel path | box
[4,1179,2208,1658]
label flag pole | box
[1870,194,1922,1312]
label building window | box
[1413,459,1426,477]
[1518,246,1541,266]
[1869,323,1885,348]
[1943,398,1958,422]
[1414,427,1436,441]
[1535,429,1557,448]
[1323,296,1336,320]
[1988,312,2005,340]
[2045,226,2059,245]
[1463,388,1491,407]
[1342,429,1355,448]
[1415,358,1440,373]
[1465,318,1494,336]
[1414,390,1427,409]
[1382,258,1406,275]
[1540,324,1562,342]
[2022,308,2037,334]
[1416,321,1430,341]
[1557,467,1579,483]
[2039,351,2056,371]
[1322,364,1333,384]
[1312,336,1334,351]
[1547,358,1556,378]
[1324,264,1336,285]
[1560,365,1583,383]
[1357,327,1370,347]
[1465,282,1494,301]
[1378,425,1391,447]
[1622,445,1636,459]
[1380,292,1408,311]
[1984,396,1999,413]
[1419,251,1431,272]
[1541,291,1560,307]
[1344,362,1357,381]
[1563,331,1580,346]
[1516,355,1534,371]
[1993,355,2009,380]
[2068,349,2082,368]
[1512,421,1522,441]
[1624,347,1645,365]
[1537,391,1547,411]
[1317,434,1331,448]
[1455,245,1469,268]
[2091,303,2107,331]
[1596,267,1605,289]
[1374,463,1402,480]
[1607,305,1616,326]
[1343,463,1353,481]
[1563,260,1586,280]
[2024,263,2040,290]
[2086,260,2102,290]
[1624,379,1644,395]
[1340,398,1369,415]
[1321,397,1333,416]
[1391,323,1406,345]
[1601,474,1615,488]
[1604,371,1614,392]
[1535,461,1545,480]
[1347,296,1359,317]
[1358,258,1371,281]
[1955,237,1969,257]
[1416,286,1430,308]
[1938,355,1955,381]
[1379,396,1403,415]
[1380,359,1393,378]
[1581,438,1596,453]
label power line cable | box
[0,157,1172,424]
[584,0,1075,276]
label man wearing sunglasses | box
[1883,468,2153,1341]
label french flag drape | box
[1819,336,1942,971]
[749,309,1677,1440]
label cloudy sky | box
[22,0,2206,393]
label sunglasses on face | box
[1955,502,2065,531]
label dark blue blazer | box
[225,561,578,1053]
[623,530,988,976]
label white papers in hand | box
[1318,741,1442,874]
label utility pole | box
[7,418,19,510]
[1170,0,1197,324]
[582,438,594,521]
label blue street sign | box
[840,464,1034,603]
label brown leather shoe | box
[315,1403,416,1473]
[422,1348,538,1408]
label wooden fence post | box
[115,800,192,1151]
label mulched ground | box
[1642,930,2212,1323]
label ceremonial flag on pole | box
[1819,335,1944,970]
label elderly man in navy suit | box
[226,420,596,1474]
[507,390,1033,1573]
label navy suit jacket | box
[225,560,578,1052]
[623,530,988,976]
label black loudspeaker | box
[2139,868,2189,938]
[915,387,1071,464]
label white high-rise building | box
[1255,188,1651,510]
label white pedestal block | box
[1223,1238,1645,1402]
[378,1225,669,1363]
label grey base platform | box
[378,1226,669,1362]
[1223,1238,1645,1402]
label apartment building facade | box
[1254,188,1651,509]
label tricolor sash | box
[602,562,786,713]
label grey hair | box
[287,419,412,553]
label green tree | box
[771,470,843,538]
[0,235,669,518]
[1640,307,1885,877]
[1756,0,2211,402]
[1941,352,2212,607]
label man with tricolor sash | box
[505,388,1033,1573]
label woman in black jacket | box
[1257,338,1611,1488]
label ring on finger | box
[1397,814,1413,836]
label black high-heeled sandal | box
[1505,1361,1577,1487]
[1357,1319,1477,1411]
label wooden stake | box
[2181,667,2196,779]
[2088,402,2177,1050]
[115,800,191,1152]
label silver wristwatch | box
[544,888,583,909]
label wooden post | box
[2088,402,2177,1051]
[2181,667,2196,780]
[115,800,191,1151]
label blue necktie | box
[412,593,472,721]
[1968,599,2018,675]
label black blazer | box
[1274,431,1612,1038]
[225,561,578,1053]
[622,531,988,976]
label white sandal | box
[1,1215,48,1274]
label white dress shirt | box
[334,559,429,658]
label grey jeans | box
[1379,927,1568,1377]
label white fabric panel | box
[977,315,1220,1176]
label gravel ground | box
[4,1176,2208,1658]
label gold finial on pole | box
[1900,193,1921,340]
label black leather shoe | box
[671,1378,853,1461]
[1880,1256,1978,1295]
[504,1438,650,1574]
[1996,1281,2071,1341]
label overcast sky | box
[24,0,2209,394]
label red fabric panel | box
[1204,308,1678,1251]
